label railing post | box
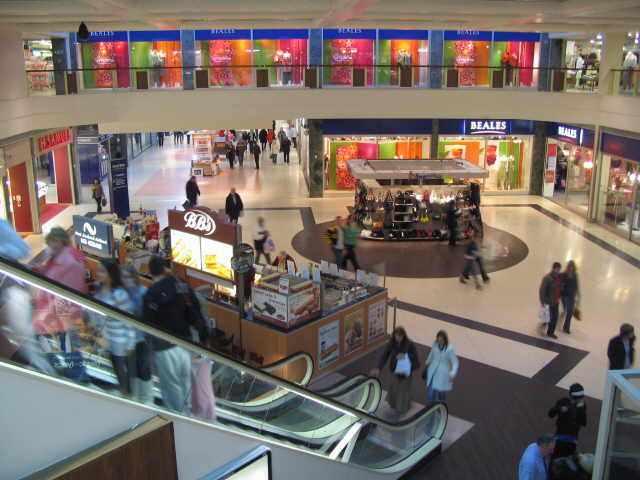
[65,71,78,94]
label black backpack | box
[177,281,208,344]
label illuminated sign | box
[338,28,362,34]
[38,129,72,153]
[184,210,216,236]
[466,120,509,135]
[557,125,579,140]
[210,29,235,34]
[457,30,480,35]
[73,215,113,255]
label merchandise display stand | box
[348,159,488,241]
[191,133,219,176]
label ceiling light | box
[78,22,90,41]
[596,33,602,40]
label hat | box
[569,383,585,398]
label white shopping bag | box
[538,304,550,325]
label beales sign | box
[466,120,509,135]
[557,124,579,140]
[184,210,216,236]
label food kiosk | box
[191,132,220,176]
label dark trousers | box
[562,295,576,332]
[552,439,577,461]
[547,303,560,336]
[111,351,136,395]
[254,154,260,169]
[341,245,360,271]
[95,197,102,213]
[462,256,489,282]
[255,250,271,265]
[331,246,343,266]
[187,197,197,208]
[283,151,290,163]
[135,340,152,381]
[261,141,267,151]
[158,135,164,147]
[228,215,239,224]
[292,137,297,148]
[237,151,244,167]
[448,227,458,246]
[186,134,191,144]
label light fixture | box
[596,33,602,40]
[78,22,90,41]
[583,161,594,169]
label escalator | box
[0,257,447,475]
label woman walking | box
[253,217,272,265]
[372,327,419,416]
[561,260,580,334]
[424,330,459,404]
[92,178,104,213]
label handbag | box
[538,304,550,325]
[573,308,582,321]
[101,198,107,207]
[394,353,412,377]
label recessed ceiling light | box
[596,33,602,40]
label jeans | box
[154,346,192,414]
[283,151,290,163]
[427,386,446,404]
[562,295,576,332]
[462,257,489,282]
[331,247,343,266]
[341,245,360,271]
[547,303,559,336]
[95,197,102,213]
[111,351,136,395]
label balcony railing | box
[24,64,636,97]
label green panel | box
[491,41,506,68]
[379,141,396,159]
[200,41,210,67]
[130,42,151,88]
[443,41,456,66]
[377,40,391,85]
[437,141,449,158]
[328,141,353,189]
[80,44,96,89]
[323,40,332,85]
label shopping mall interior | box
[1,1,640,479]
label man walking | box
[608,323,636,369]
[341,217,361,271]
[288,124,298,149]
[225,187,244,224]
[252,142,261,169]
[281,137,291,164]
[185,175,200,208]
[539,262,562,339]
[445,199,461,247]
[518,434,555,480]
[548,383,587,459]
[459,230,489,289]
[143,256,192,414]
[259,128,268,152]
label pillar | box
[0,31,27,100]
[307,119,324,197]
[529,121,547,195]
[309,29,323,87]
[51,38,69,95]
[430,119,439,158]
[429,31,444,89]
[600,33,626,94]
[181,30,195,90]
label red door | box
[8,162,33,233]
[53,146,73,203]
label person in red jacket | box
[267,129,275,151]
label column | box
[529,121,547,195]
[181,30,196,90]
[309,29,323,87]
[430,119,439,158]
[429,31,444,89]
[51,38,69,95]
[600,33,626,94]
[0,31,27,100]
[307,119,324,197]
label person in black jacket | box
[281,137,291,164]
[226,144,236,169]
[143,256,192,413]
[252,142,261,169]
[225,187,244,223]
[259,128,268,152]
[445,199,461,247]
[608,323,635,370]
[548,383,587,459]
[372,326,419,415]
[185,176,200,207]
[560,261,579,334]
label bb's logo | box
[184,210,216,236]
[83,222,97,236]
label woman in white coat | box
[424,330,459,404]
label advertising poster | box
[318,320,340,369]
[170,230,202,269]
[368,300,387,341]
[288,284,321,326]
[543,143,557,198]
[252,287,288,325]
[343,309,365,356]
[201,237,234,280]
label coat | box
[259,129,268,143]
[425,343,459,392]
[378,337,419,376]
[608,335,635,370]
[225,193,243,218]
[186,180,200,203]
[539,272,561,306]
[548,396,587,438]
[281,138,291,153]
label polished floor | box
[30,140,640,478]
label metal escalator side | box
[0,257,446,474]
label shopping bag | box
[573,308,582,321]
[263,236,276,254]
[538,304,550,325]
[101,198,107,207]
[394,353,412,377]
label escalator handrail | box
[0,257,446,434]
[261,351,314,386]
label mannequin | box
[622,51,638,90]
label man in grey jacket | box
[539,262,562,339]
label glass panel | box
[565,146,594,215]
[605,386,640,478]
[444,40,491,87]
[253,38,308,87]
[196,40,252,87]
[131,41,183,89]
[601,156,639,238]
[323,39,375,87]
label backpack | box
[177,281,208,344]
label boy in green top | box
[341,217,361,271]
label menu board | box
[201,237,234,280]
[367,300,387,341]
[344,309,365,356]
[318,320,340,369]
[171,230,202,269]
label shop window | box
[377,31,428,87]
[196,40,251,87]
[322,30,376,87]
[490,33,540,88]
[444,31,492,87]
[253,30,308,87]
[78,32,130,89]
[599,155,640,239]
[24,39,55,94]
[130,31,183,89]
[564,40,600,90]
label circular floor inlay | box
[291,220,528,278]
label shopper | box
[539,262,563,339]
[272,251,296,271]
[281,136,292,164]
[459,229,489,288]
[326,217,344,266]
[121,265,154,405]
[143,256,192,414]
[157,132,164,148]
[424,330,459,404]
[236,137,247,167]
[92,259,137,397]
[267,128,275,150]
[560,261,580,334]
[445,199,461,247]
[92,178,104,213]
[288,124,298,149]
[186,131,192,145]
[33,228,86,351]
[372,326,419,416]
[185,175,200,208]
[548,383,587,459]
[253,217,272,265]
[518,434,555,480]
[607,323,636,369]
[225,187,244,224]
[259,128,268,152]
[341,217,361,271]
[277,127,287,147]
[226,143,236,169]
[252,142,261,169]
[271,136,280,164]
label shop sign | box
[184,210,216,236]
[73,215,113,255]
[169,207,237,246]
[557,124,579,141]
[38,129,72,153]
[465,120,509,135]
[195,29,251,40]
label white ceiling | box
[1,0,639,37]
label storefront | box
[253,29,309,87]
[129,132,153,158]
[195,29,252,87]
[564,39,600,90]
[77,31,130,89]
[34,128,76,224]
[595,133,640,244]
[74,125,111,205]
[322,29,376,87]
[130,30,182,89]
[438,119,534,192]
[544,123,595,215]
[0,138,39,234]
[444,30,492,87]
[490,32,541,88]
[377,30,429,87]
[24,39,54,94]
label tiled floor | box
[28,139,640,477]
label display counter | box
[348,159,488,241]
[191,133,220,176]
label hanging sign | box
[465,120,509,135]
[543,143,557,198]
[38,129,72,154]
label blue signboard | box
[323,28,377,40]
[195,29,251,40]
[549,123,595,147]
[444,30,492,42]
[602,133,640,162]
[323,119,432,135]
[493,32,541,43]
[110,159,130,219]
[129,30,181,42]
[77,31,128,43]
[378,29,429,40]
[73,215,113,256]
[252,29,309,39]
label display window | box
[130,31,182,89]
[564,40,600,90]
[195,30,252,87]
[438,135,532,192]
[24,39,54,94]
[324,136,430,190]
[253,29,308,87]
[444,31,492,87]
[77,31,130,89]
[377,30,429,87]
[490,32,540,87]
[323,29,376,86]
